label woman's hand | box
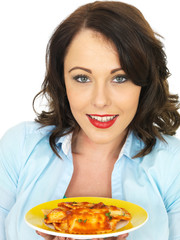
[36,231,128,240]
[36,231,71,240]
[93,234,129,240]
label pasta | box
[43,201,131,234]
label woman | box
[0,1,180,240]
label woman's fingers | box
[36,231,66,240]
[36,231,54,240]
[36,231,129,240]
[117,233,129,239]
[92,234,129,240]
[36,231,76,240]
[36,231,52,240]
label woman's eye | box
[113,75,128,83]
[73,75,90,83]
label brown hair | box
[33,1,180,158]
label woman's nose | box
[91,83,111,108]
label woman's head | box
[64,29,141,147]
[34,1,180,157]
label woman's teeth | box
[89,115,116,122]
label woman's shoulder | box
[4,121,54,135]
[0,121,55,158]
[155,133,180,155]
[140,133,180,174]
[129,131,180,160]
[1,121,54,143]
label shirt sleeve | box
[163,147,180,240]
[166,174,180,240]
[0,123,26,239]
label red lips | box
[87,114,118,129]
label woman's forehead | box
[64,29,120,69]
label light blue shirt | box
[0,121,180,240]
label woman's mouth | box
[87,114,119,128]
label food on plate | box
[43,201,131,234]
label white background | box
[0,0,180,138]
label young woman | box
[0,1,180,240]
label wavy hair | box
[33,1,180,158]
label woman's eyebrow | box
[111,68,123,74]
[69,67,92,73]
[68,66,123,74]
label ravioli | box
[43,201,131,234]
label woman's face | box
[64,29,141,145]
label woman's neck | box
[72,129,128,161]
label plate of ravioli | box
[25,197,148,239]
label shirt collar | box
[57,132,73,156]
[57,130,144,161]
[119,131,144,161]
